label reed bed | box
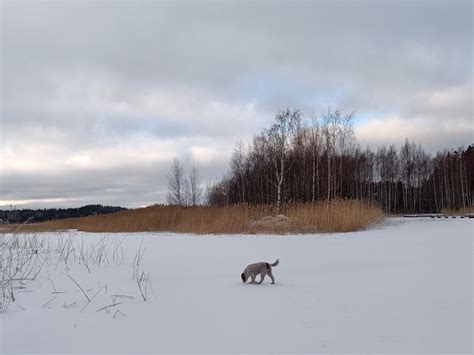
[441,206,474,216]
[8,200,384,234]
[284,200,385,233]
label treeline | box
[0,204,126,224]
[208,108,473,214]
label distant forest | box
[0,204,126,224]
[208,108,473,214]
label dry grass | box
[441,206,474,216]
[284,200,385,233]
[4,200,384,234]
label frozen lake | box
[1,217,472,353]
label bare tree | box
[337,111,355,198]
[189,165,202,206]
[308,117,321,203]
[183,177,191,206]
[167,158,185,205]
[230,141,247,203]
[266,108,301,215]
[205,106,473,214]
[322,108,340,202]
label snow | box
[1,217,472,354]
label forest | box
[208,108,473,214]
[0,204,126,224]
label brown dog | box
[241,259,279,284]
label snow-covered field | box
[1,218,472,354]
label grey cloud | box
[1,0,472,208]
[0,158,225,209]
[3,1,470,91]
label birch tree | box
[266,108,301,215]
[167,158,185,205]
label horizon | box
[1,0,472,209]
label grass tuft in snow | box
[0,228,154,314]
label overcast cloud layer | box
[1,0,472,209]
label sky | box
[1,0,472,209]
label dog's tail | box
[270,259,279,267]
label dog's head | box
[241,272,247,283]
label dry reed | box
[7,200,384,234]
[441,206,474,216]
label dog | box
[241,259,279,284]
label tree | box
[266,108,301,214]
[321,108,340,202]
[167,158,185,205]
[308,117,321,203]
[204,107,473,214]
[189,164,202,206]
[230,141,247,203]
[337,111,355,198]
[183,177,191,206]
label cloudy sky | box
[1,0,472,209]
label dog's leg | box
[258,273,265,284]
[250,274,256,283]
[268,270,275,284]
